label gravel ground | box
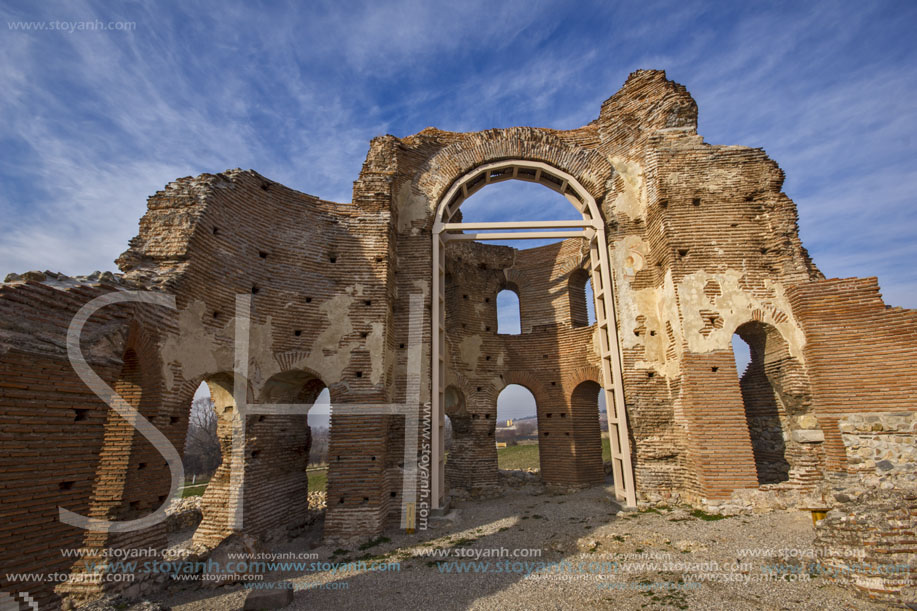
[148,480,901,611]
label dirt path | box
[151,481,896,610]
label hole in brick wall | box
[258,415,266,422]
[362,497,369,503]
[569,268,596,328]
[170,416,179,425]
[478,263,487,270]
[59,481,74,490]
[634,329,641,336]
[472,414,479,419]
[356,371,363,378]
[212,226,219,235]
[251,286,260,294]
[560,413,566,418]
[360,331,368,338]
[375,256,384,262]
[456,256,462,262]
[543,354,548,359]
[565,432,570,436]
[74,409,89,421]
[463,294,469,300]
[476,387,482,392]
[294,330,302,337]
[711,366,719,373]
[399,343,405,349]
[461,323,466,329]
[485,356,491,361]
[213,311,220,319]
[547,413,552,418]
[488,431,492,436]
[732,325,790,485]
[364,300,372,306]
[647,372,655,378]
[337,456,341,461]
[158,495,167,504]
[329,255,337,263]
[497,289,521,334]
[261,182,270,191]
[692,198,701,206]
[250,450,260,459]
[485,297,490,303]
[339,497,345,504]
[659,199,668,208]
[390,491,397,497]
[224,406,233,414]
[138,462,146,470]
[485,326,491,331]
[306,297,312,303]
[259,251,268,259]
[543,431,550,436]
[731,223,738,228]
[650,330,656,336]
[678,249,689,258]
[760,248,768,255]
[371,456,375,461]
[130,501,141,511]
[484,414,490,419]
[551,381,556,386]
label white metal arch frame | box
[431,159,637,508]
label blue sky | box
[4,1,916,421]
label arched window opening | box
[597,388,610,467]
[496,385,538,472]
[497,289,521,334]
[569,380,606,485]
[182,381,220,497]
[733,323,790,485]
[443,386,469,491]
[308,388,331,481]
[569,268,597,327]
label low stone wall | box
[839,412,917,486]
[812,412,917,602]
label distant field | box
[180,440,609,497]
[497,438,611,471]
[308,468,327,492]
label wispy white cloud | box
[0,0,914,311]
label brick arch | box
[563,365,603,395]
[501,268,528,294]
[417,127,617,225]
[494,369,549,408]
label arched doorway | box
[431,159,635,508]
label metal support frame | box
[431,160,637,509]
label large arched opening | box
[432,159,635,508]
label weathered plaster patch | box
[366,322,385,385]
[395,182,430,233]
[459,334,482,370]
[159,299,231,389]
[677,270,807,363]
[608,157,647,220]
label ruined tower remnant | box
[2,70,915,608]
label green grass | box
[181,483,208,498]
[496,438,611,471]
[308,468,327,493]
[497,444,540,470]
[690,508,728,521]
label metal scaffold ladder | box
[430,160,637,511]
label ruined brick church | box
[2,70,915,608]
